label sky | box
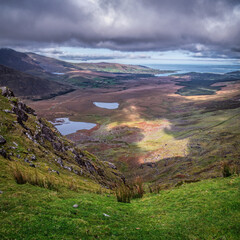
[0,0,240,64]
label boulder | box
[0,149,7,158]
[104,161,117,169]
[0,87,14,98]
[29,163,36,168]
[0,135,6,145]
[30,154,37,161]
[12,106,28,125]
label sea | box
[144,64,240,76]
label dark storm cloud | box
[0,0,240,57]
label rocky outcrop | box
[0,87,124,188]
[0,86,14,98]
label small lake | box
[51,117,96,135]
[51,72,65,75]
[93,102,119,109]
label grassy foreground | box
[0,164,239,240]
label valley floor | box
[28,75,240,186]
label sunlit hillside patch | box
[106,118,189,162]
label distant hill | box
[0,48,44,73]
[26,52,76,73]
[0,64,75,100]
[75,62,164,74]
[0,48,170,91]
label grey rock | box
[64,166,73,172]
[52,141,63,151]
[73,204,79,208]
[104,161,117,169]
[51,169,60,175]
[103,213,110,217]
[0,87,14,98]
[56,158,63,167]
[0,149,7,158]
[25,132,34,141]
[29,163,36,168]
[17,101,35,115]
[3,109,13,114]
[31,154,37,161]
[12,106,28,124]
[0,136,6,145]
[73,170,79,175]
[0,191,3,194]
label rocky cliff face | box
[0,87,124,188]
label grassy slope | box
[0,158,239,240]
[0,88,124,190]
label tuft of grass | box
[115,184,131,203]
[115,177,144,203]
[66,178,79,192]
[11,163,60,191]
[130,176,144,199]
[11,163,27,184]
[222,161,232,177]
[221,161,240,178]
[148,183,161,194]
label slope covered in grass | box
[0,87,124,189]
[0,161,239,240]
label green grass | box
[1,159,240,240]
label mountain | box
[0,64,75,100]
[26,52,76,73]
[0,48,44,73]
[0,48,162,75]
[0,87,124,188]
[0,49,167,91]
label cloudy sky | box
[1,0,240,64]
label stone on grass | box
[103,213,110,217]
[31,154,37,161]
[73,204,79,208]
[29,163,36,168]
[0,135,6,145]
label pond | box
[51,117,96,135]
[51,72,65,75]
[93,102,119,109]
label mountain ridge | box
[0,64,75,100]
